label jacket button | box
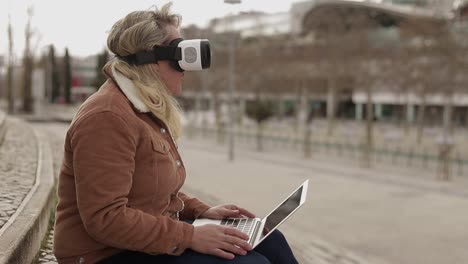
[160,128,167,134]
[175,160,181,167]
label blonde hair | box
[105,3,184,138]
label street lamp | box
[224,0,241,161]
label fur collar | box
[112,65,150,113]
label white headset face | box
[175,39,211,71]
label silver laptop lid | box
[256,179,309,245]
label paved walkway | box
[179,136,468,264]
[0,117,37,232]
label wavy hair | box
[104,3,183,138]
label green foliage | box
[246,98,276,124]
[63,48,72,104]
[92,48,110,89]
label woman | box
[53,3,298,264]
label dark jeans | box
[97,230,298,264]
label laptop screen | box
[259,185,303,240]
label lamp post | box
[224,0,241,161]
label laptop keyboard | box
[220,218,255,236]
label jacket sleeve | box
[178,192,211,220]
[71,111,192,256]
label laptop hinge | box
[249,221,261,246]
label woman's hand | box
[190,224,253,259]
[200,204,255,220]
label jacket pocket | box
[151,136,170,154]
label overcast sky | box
[0,0,303,58]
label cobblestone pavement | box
[0,117,37,231]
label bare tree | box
[49,45,60,103]
[21,6,34,113]
[64,48,72,104]
[7,15,15,114]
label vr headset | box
[119,38,211,72]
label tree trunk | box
[21,55,33,113]
[327,77,337,136]
[304,124,312,158]
[442,92,453,137]
[7,64,14,114]
[64,48,72,104]
[299,86,309,134]
[416,91,427,144]
[7,17,14,114]
[277,95,285,121]
[404,91,412,135]
[438,92,454,181]
[294,87,301,133]
[22,7,34,113]
[213,92,224,144]
[238,97,246,126]
[364,87,373,168]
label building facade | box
[193,0,467,126]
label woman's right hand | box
[190,224,253,259]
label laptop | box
[192,179,309,248]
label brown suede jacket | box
[53,67,211,264]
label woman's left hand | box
[201,204,256,220]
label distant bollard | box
[437,141,453,181]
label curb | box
[0,123,55,264]
[0,111,7,146]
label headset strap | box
[119,46,182,65]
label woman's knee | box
[266,229,287,243]
[235,251,271,264]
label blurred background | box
[0,0,467,264]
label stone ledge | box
[0,123,55,264]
